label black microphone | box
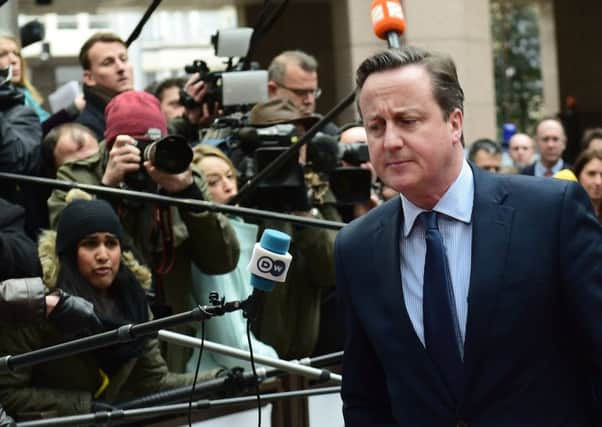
[370,0,407,49]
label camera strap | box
[153,205,175,276]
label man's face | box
[269,63,318,115]
[54,130,99,168]
[508,134,535,168]
[159,86,185,121]
[473,149,502,173]
[359,65,464,207]
[83,41,133,94]
[535,120,566,167]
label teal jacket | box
[186,217,278,372]
[18,87,50,122]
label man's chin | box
[117,82,133,93]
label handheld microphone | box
[248,229,292,291]
[370,0,406,49]
[244,229,292,319]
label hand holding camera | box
[101,135,141,187]
[182,73,220,127]
[144,160,193,194]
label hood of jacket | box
[38,229,152,291]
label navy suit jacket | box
[335,166,602,426]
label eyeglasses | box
[276,82,322,99]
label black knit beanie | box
[56,199,124,256]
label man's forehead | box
[510,135,533,147]
[89,41,127,60]
[537,120,565,136]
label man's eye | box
[368,123,383,134]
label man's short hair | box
[78,32,126,70]
[152,77,186,101]
[468,138,502,162]
[356,47,465,121]
[581,127,602,150]
[268,50,318,83]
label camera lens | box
[144,135,193,174]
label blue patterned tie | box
[420,211,463,401]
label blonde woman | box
[0,34,49,121]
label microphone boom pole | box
[0,301,239,374]
[159,330,342,384]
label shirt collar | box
[400,160,474,237]
[535,158,564,176]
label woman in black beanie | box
[0,195,216,420]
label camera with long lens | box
[181,28,268,114]
[124,130,193,190]
[305,133,372,205]
[225,123,310,212]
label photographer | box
[242,97,340,360]
[48,91,240,372]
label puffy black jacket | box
[0,85,41,175]
[0,198,42,281]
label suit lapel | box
[375,197,456,408]
[375,198,419,348]
[463,167,514,388]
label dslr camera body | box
[124,128,193,190]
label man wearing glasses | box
[267,50,339,135]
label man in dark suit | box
[335,47,602,426]
[521,117,570,177]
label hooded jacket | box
[47,141,240,372]
[0,230,205,420]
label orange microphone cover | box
[370,0,406,40]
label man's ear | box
[449,108,464,145]
[83,70,96,87]
[267,80,279,97]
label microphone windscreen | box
[248,229,292,292]
[370,0,406,40]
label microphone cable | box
[247,319,262,427]
[188,320,206,427]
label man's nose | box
[383,124,403,149]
